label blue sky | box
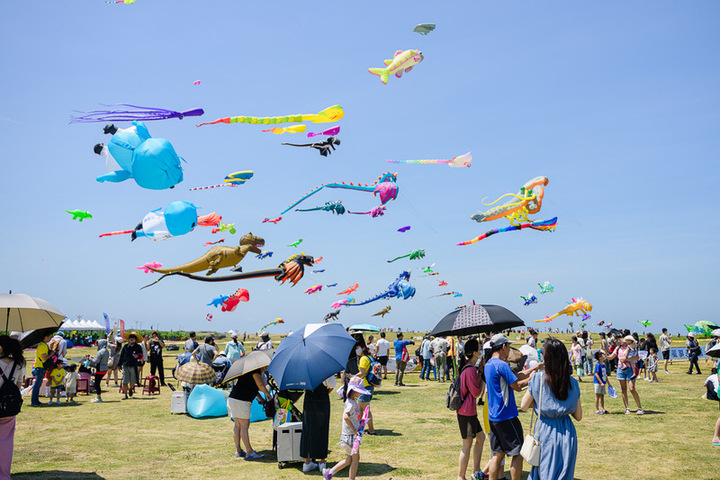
[1,1,718,335]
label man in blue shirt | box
[393,332,414,386]
[484,334,542,480]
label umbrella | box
[430,304,524,337]
[175,359,216,384]
[267,323,356,390]
[706,343,720,359]
[16,325,64,349]
[221,349,274,385]
[347,324,380,332]
[607,328,623,337]
[0,293,66,332]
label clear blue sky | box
[1,1,718,335]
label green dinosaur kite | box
[288,239,303,248]
[66,209,93,221]
[387,249,425,263]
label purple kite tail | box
[70,104,204,123]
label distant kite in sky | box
[193,80,201,85]
[282,137,341,157]
[457,217,557,246]
[471,176,549,225]
[288,239,303,248]
[137,262,162,274]
[397,226,411,233]
[207,295,229,308]
[307,126,340,138]
[638,319,652,327]
[437,281,448,287]
[413,23,436,35]
[204,239,225,247]
[262,217,283,224]
[337,283,359,295]
[212,222,236,235]
[258,318,284,335]
[387,249,425,263]
[538,281,554,294]
[262,125,307,135]
[368,49,424,85]
[387,152,471,168]
[347,206,387,218]
[520,294,538,306]
[535,297,592,323]
[296,201,346,215]
[66,210,92,221]
[197,105,344,127]
[72,104,203,123]
[304,284,323,294]
[189,171,254,191]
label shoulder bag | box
[520,372,543,467]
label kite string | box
[398,191,440,235]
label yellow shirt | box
[33,343,49,369]
[50,368,66,388]
[358,355,371,388]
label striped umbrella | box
[175,359,216,384]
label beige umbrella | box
[175,359,216,384]
[0,293,66,332]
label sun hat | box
[122,332,143,343]
[231,332,238,338]
[347,376,370,396]
[711,329,720,338]
[623,335,635,343]
[687,331,695,337]
[490,333,513,348]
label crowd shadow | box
[14,471,106,480]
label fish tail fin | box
[368,68,389,85]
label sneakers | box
[323,468,333,480]
[637,408,645,415]
[303,462,318,473]
[318,462,326,472]
[663,370,670,374]
[56,400,62,405]
[91,398,103,403]
[624,408,631,415]
[472,472,488,480]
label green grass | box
[13,335,720,480]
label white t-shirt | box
[375,339,391,357]
[367,342,377,357]
[342,397,360,435]
[705,374,719,393]
[0,358,26,389]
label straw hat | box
[623,335,635,343]
[122,331,143,343]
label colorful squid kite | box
[304,284,323,294]
[472,176,549,225]
[535,298,592,323]
[387,152,472,168]
[538,281,554,294]
[347,206,387,218]
[457,217,557,246]
[281,172,398,215]
[261,125,306,135]
[282,137,341,157]
[189,171,254,191]
[387,249,425,263]
[337,283,359,295]
[344,271,415,307]
[258,319,284,335]
[197,105,344,127]
[137,262,162,274]
[222,289,250,312]
[296,201,346,215]
[520,294,538,306]
[93,122,184,190]
[369,49,424,85]
[71,104,202,123]
[307,126,340,138]
[99,201,220,241]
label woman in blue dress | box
[521,338,582,480]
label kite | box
[422,272,439,277]
[431,292,462,298]
[597,320,605,326]
[288,239,303,248]
[261,125,307,135]
[330,297,355,309]
[207,295,229,308]
[257,319,284,335]
[413,23,436,35]
[344,271,416,307]
[314,257,323,263]
[471,176,549,225]
[313,269,325,274]
[66,210,92,221]
[324,310,340,322]
[206,313,212,321]
[222,288,250,312]
[337,283,359,295]
[141,255,315,290]
[387,249,425,263]
[520,294,538,306]
[684,321,720,337]
[387,152,471,168]
[281,172,398,215]
[368,49,424,85]
[457,217,558,246]
[307,126,340,138]
[93,122,184,190]
[347,206,387,218]
[371,305,392,318]
[204,239,225,247]
[212,222,236,235]
[256,251,273,260]
[193,81,201,85]
[603,323,613,328]
[422,265,436,273]
[582,313,592,322]
[580,322,587,329]
[71,104,203,123]
[437,281,448,287]
[262,217,283,224]
[535,298,592,323]
[326,283,337,287]
[99,201,220,241]
[197,105,344,127]
[147,234,265,276]
[282,137,341,157]
[189,171,254,191]
[136,262,162,274]
[538,281,554,294]
[304,284,323,294]
[397,226,411,233]
[296,201,346,215]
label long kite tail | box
[140,267,283,290]
[457,217,557,246]
[386,158,450,164]
[189,183,237,191]
[387,253,411,263]
[295,206,323,212]
[281,142,313,147]
[71,104,203,123]
[196,105,344,128]
[98,229,134,238]
[345,292,389,307]
[281,182,373,215]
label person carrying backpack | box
[355,345,378,435]
[0,335,26,480]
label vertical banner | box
[103,312,111,335]
[119,319,126,335]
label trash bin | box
[276,421,303,469]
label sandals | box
[595,411,604,415]
[624,408,631,415]
[245,452,264,460]
[235,450,246,458]
[637,408,644,415]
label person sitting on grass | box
[593,351,610,414]
[704,367,719,405]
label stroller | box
[211,355,232,387]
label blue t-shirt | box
[484,358,519,422]
[593,362,607,384]
[393,339,411,361]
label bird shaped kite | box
[197,105,344,127]
[387,152,471,168]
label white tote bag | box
[520,373,543,467]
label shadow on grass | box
[606,410,665,415]
[373,390,400,396]
[369,428,401,436]
[14,471,106,479]
[281,462,395,477]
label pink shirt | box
[617,345,631,369]
[457,364,482,417]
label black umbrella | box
[17,325,63,349]
[607,328,623,337]
[430,304,525,337]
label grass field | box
[12,334,720,480]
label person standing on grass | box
[686,332,702,375]
[420,335,436,381]
[148,331,166,386]
[119,333,143,399]
[300,375,336,473]
[582,332,593,377]
[366,335,376,358]
[355,345,376,435]
[593,351,610,414]
[485,334,543,480]
[227,366,273,460]
[105,335,122,387]
[0,336,25,479]
[393,333,414,386]
[606,336,644,415]
[570,336,583,382]
[88,338,109,403]
[30,332,54,407]
[646,348,659,383]
[375,332,391,380]
[659,328,672,373]
[456,338,486,480]
[432,335,451,383]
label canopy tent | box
[59,319,104,331]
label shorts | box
[65,388,77,395]
[457,414,482,439]
[662,350,670,360]
[122,366,138,385]
[616,366,634,381]
[594,384,606,395]
[358,385,374,403]
[50,386,63,391]
[227,398,252,420]
[339,433,356,454]
[488,417,523,456]
[377,356,388,366]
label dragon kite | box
[471,176,549,225]
[344,271,416,307]
[535,297,592,323]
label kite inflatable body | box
[212,222,236,235]
[282,137,341,157]
[222,289,250,312]
[538,281,554,294]
[387,152,471,168]
[94,122,184,190]
[521,294,538,306]
[535,298,592,323]
[387,249,425,263]
[372,305,392,318]
[197,105,344,127]
[324,310,340,322]
[337,283,359,296]
[345,271,415,307]
[66,209,93,221]
[256,251,273,260]
[368,49,424,85]
[471,176,549,225]
[304,284,323,294]
[207,295,229,308]
[413,23,436,35]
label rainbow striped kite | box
[457,217,557,246]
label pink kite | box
[137,262,162,274]
[307,126,340,138]
[304,284,323,294]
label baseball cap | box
[231,332,238,338]
[490,334,513,348]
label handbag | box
[520,372,543,467]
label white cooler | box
[170,391,187,414]
[276,421,303,468]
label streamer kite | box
[72,104,203,123]
[368,49,424,85]
[457,217,557,246]
[307,126,340,138]
[189,171,254,191]
[261,125,306,135]
[197,105,344,127]
[258,319,284,335]
[387,249,425,263]
[387,152,471,168]
[471,176,549,225]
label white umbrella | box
[0,293,66,332]
[706,343,720,359]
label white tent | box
[59,319,105,331]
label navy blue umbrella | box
[267,323,356,390]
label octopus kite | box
[472,176,549,225]
[457,218,557,246]
[344,271,415,307]
[371,305,392,318]
[71,104,203,123]
[296,201,346,215]
[282,137,341,157]
[281,172,398,215]
[535,297,592,323]
[197,105,344,127]
[387,249,425,263]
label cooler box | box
[170,390,187,414]
[276,421,303,468]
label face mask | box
[475,357,482,367]
[356,347,363,355]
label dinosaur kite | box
[262,217,282,224]
[71,104,203,123]
[457,217,557,246]
[638,320,652,328]
[537,281,554,294]
[296,201,346,215]
[344,271,415,307]
[257,319,284,335]
[212,222,236,235]
[471,176,549,225]
[304,284,323,294]
[189,171,254,191]
[222,288,250,312]
[256,251,273,260]
[207,295,229,308]
[386,152,471,168]
[281,172,398,215]
[347,206,387,218]
[261,125,306,135]
[387,249,425,263]
[66,210,93,221]
[520,294,538,306]
[282,137,341,157]
[368,49,424,85]
[535,297,592,323]
[197,105,344,127]
[307,126,340,138]
[204,239,225,247]
[136,262,162,274]
[288,239,303,248]
[337,283,359,295]
[324,310,341,322]
[371,305,392,318]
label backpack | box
[365,357,383,387]
[0,363,22,418]
[447,364,473,411]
